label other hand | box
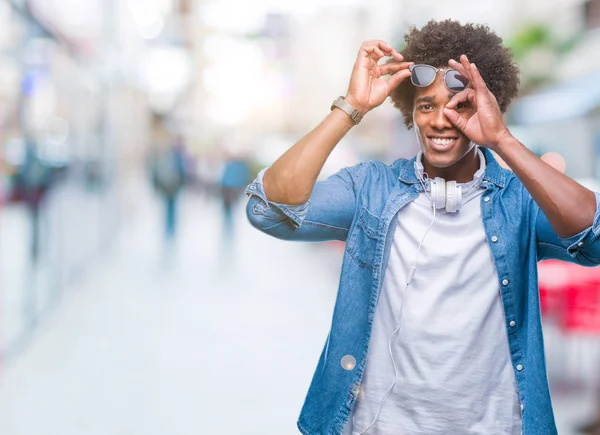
[345,40,413,115]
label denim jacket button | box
[502,279,509,286]
[510,321,516,327]
[484,197,490,203]
[249,185,256,190]
[341,355,357,371]
[491,236,498,243]
[516,364,523,371]
[578,241,584,247]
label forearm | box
[264,108,355,205]
[495,135,596,238]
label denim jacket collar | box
[397,147,506,188]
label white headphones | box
[414,148,486,213]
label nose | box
[431,106,453,131]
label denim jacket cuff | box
[560,192,600,257]
[245,168,310,228]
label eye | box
[455,101,471,110]
[418,104,433,111]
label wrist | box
[332,96,365,125]
[343,95,368,116]
[494,132,526,165]
[491,129,515,154]
[329,105,358,129]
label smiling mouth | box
[428,136,459,149]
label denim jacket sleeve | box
[536,191,600,266]
[245,164,365,242]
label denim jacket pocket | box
[346,206,380,268]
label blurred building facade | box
[167,0,600,174]
[0,0,159,359]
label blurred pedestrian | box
[151,135,187,248]
[246,19,600,435]
[13,138,54,326]
[13,138,53,263]
[219,154,250,245]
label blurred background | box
[0,0,599,434]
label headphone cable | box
[355,201,436,434]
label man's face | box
[412,69,476,168]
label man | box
[245,20,600,435]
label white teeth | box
[430,138,455,146]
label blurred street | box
[0,182,344,435]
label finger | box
[363,46,386,60]
[379,61,413,76]
[469,63,490,94]
[449,57,473,90]
[363,40,403,59]
[361,40,393,54]
[443,108,469,133]
[390,49,404,62]
[459,54,489,94]
[459,55,475,81]
[385,46,403,62]
[445,88,476,110]
[448,58,469,78]
[386,69,412,91]
[376,42,398,56]
[373,40,393,52]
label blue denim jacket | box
[245,148,600,435]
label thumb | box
[443,108,468,133]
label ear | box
[494,151,566,174]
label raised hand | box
[345,40,413,115]
[443,55,511,149]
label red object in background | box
[538,260,600,333]
[538,260,571,318]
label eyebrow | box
[415,96,434,104]
[415,93,457,105]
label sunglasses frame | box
[409,64,468,92]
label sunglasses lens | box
[411,66,436,87]
[445,70,469,92]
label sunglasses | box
[409,64,469,92]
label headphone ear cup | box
[445,180,462,213]
[431,177,446,209]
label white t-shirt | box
[343,185,522,435]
